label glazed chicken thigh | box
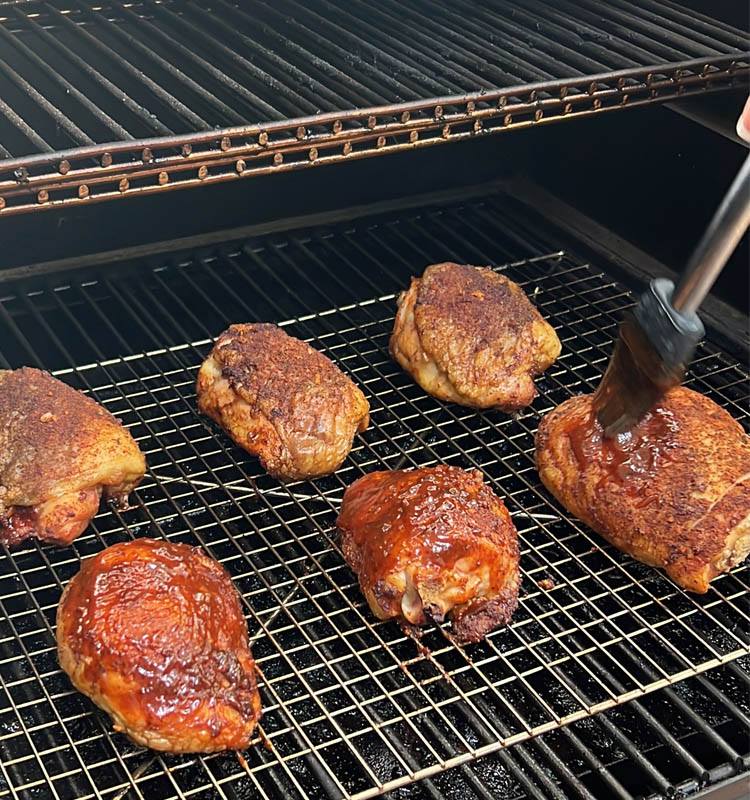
[0,368,145,547]
[535,387,750,593]
[197,324,369,481]
[337,465,520,642]
[390,263,560,411]
[57,539,262,753]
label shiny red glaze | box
[339,467,512,582]
[567,405,679,493]
[57,538,261,753]
[0,505,37,546]
[337,465,520,642]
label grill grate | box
[0,0,747,212]
[0,192,748,799]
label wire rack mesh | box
[0,193,747,799]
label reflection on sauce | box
[59,539,261,751]
[567,405,679,493]
[0,506,38,547]
[337,466,521,641]
[338,466,513,593]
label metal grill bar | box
[73,0,249,128]
[0,97,52,155]
[0,43,95,148]
[0,190,747,799]
[0,18,131,144]
[8,7,166,140]
[169,6,346,115]
[200,0,386,109]
[546,0,711,61]
[323,0,503,92]
[252,0,448,99]
[614,0,748,50]
[43,2,211,132]
[134,2,298,119]
[0,0,745,212]
[393,0,591,79]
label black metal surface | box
[0,0,747,212]
[0,190,747,799]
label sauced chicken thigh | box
[196,324,369,481]
[0,368,145,547]
[390,263,561,411]
[337,465,520,642]
[535,388,750,593]
[57,539,262,753]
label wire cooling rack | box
[0,195,747,800]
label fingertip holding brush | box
[594,150,750,437]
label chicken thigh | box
[390,263,560,411]
[337,465,520,642]
[57,538,262,753]
[196,324,369,481]
[535,387,750,593]
[0,368,145,547]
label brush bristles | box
[593,314,686,437]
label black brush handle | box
[633,278,704,374]
[672,152,750,314]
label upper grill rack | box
[0,191,747,800]
[0,0,747,213]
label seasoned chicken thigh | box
[196,324,369,481]
[0,368,145,547]
[57,539,262,753]
[535,388,750,593]
[390,263,560,411]
[337,466,520,642]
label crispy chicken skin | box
[0,368,145,547]
[337,466,520,642]
[535,388,750,593]
[390,263,561,411]
[196,324,369,481]
[57,539,262,753]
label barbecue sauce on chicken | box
[339,468,502,586]
[535,388,750,594]
[337,465,520,642]
[566,404,679,494]
[0,506,38,546]
[57,539,261,752]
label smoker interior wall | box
[1,102,747,315]
[526,95,750,316]
[679,0,748,29]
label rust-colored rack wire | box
[0,191,747,799]
[0,0,747,214]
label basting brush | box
[594,152,750,437]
